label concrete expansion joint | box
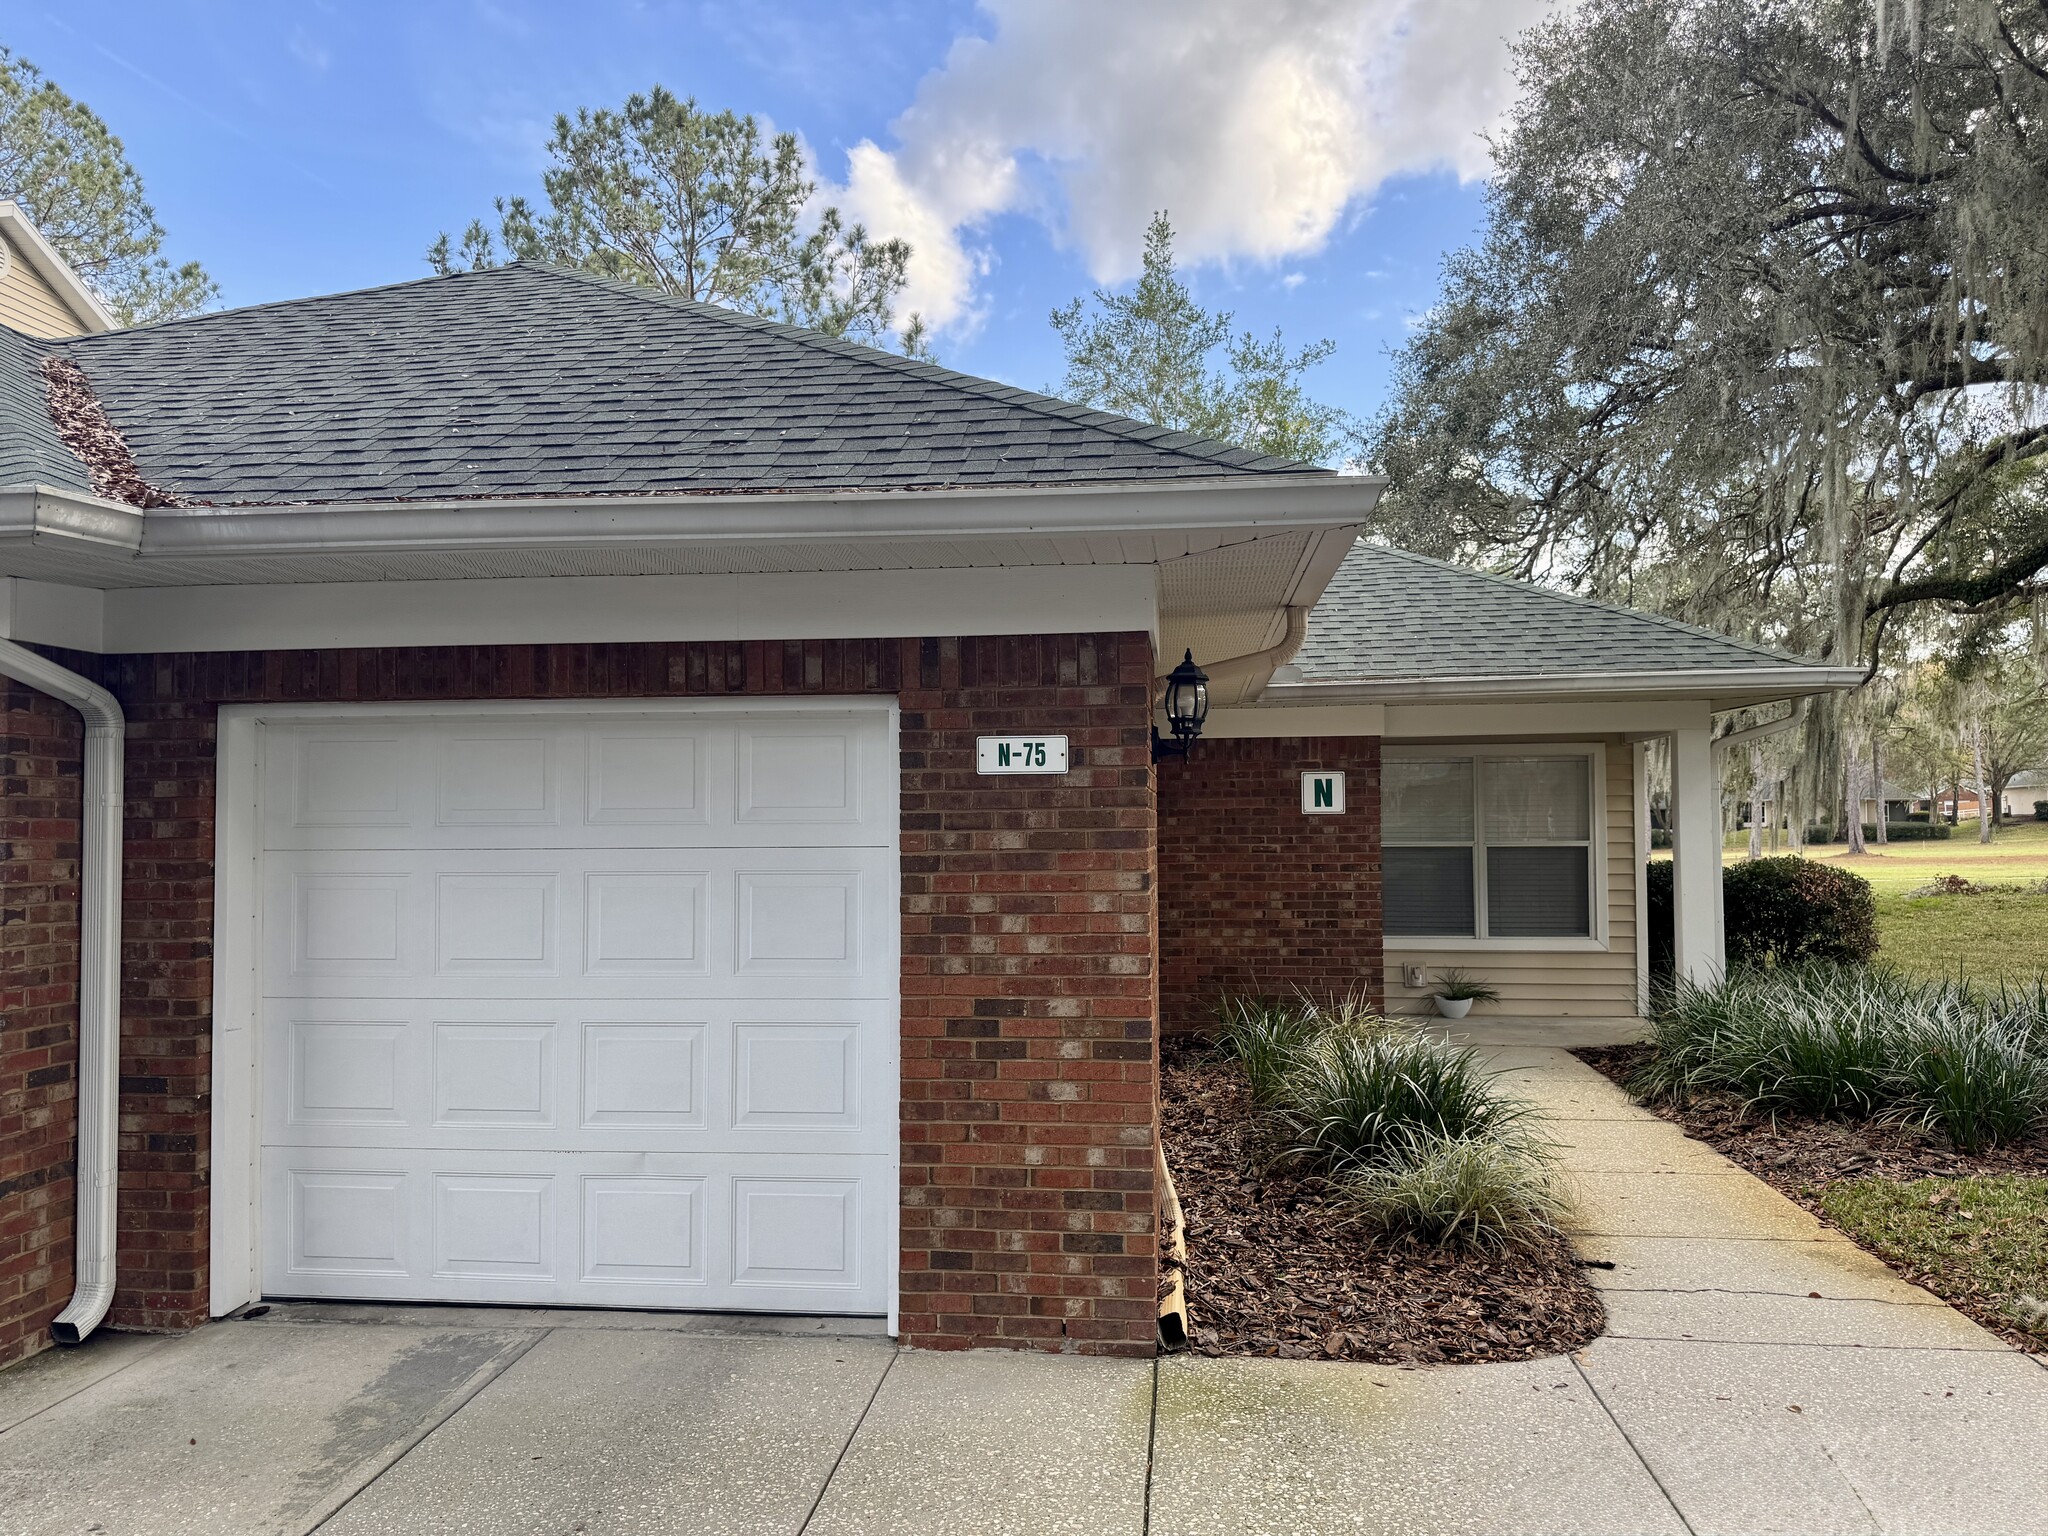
[1604,1334,2021,1355]
[1569,1354,1700,1536]
[1569,1227,1854,1240]
[1607,1285,1948,1307]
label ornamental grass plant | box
[1636,964,2048,1154]
[1277,1026,1540,1172]
[1339,1131,1571,1254]
[1211,992,1569,1251]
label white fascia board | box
[0,203,116,332]
[1264,665,1864,709]
[138,474,1383,558]
[97,564,1157,655]
[1204,698,1715,740]
[0,576,106,650]
[1386,699,1712,739]
[1202,703,1387,738]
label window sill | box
[1385,937,1610,953]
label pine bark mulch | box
[1161,1044,1605,1364]
[1573,1043,2048,1350]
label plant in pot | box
[1429,969,1499,1020]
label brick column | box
[896,633,1160,1356]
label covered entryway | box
[238,700,898,1316]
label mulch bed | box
[1574,1043,2048,1349]
[1161,1042,1604,1364]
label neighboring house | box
[0,264,1858,1369]
[1928,777,2044,822]
[0,203,115,338]
[1854,784,1920,827]
[1745,782,1918,833]
[2000,770,2048,820]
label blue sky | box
[7,1,1537,425]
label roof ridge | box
[1355,542,1827,668]
[517,262,1328,478]
[58,267,465,344]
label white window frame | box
[1382,743,1609,951]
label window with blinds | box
[1384,750,1596,940]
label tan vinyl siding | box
[1386,737,1640,1019]
[0,230,89,337]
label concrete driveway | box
[5,1298,2047,1536]
[7,1045,2048,1535]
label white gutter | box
[1262,665,1866,706]
[1713,697,1810,754]
[0,640,123,1344]
[0,474,1382,566]
[1164,605,1311,698]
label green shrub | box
[1646,856,1878,980]
[1275,1026,1537,1173]
[1644,859,1675,978]
[1338,1132,1572,1253]
[1723,857,1877,967]
[1803,823,1947,842]
[1872,821,1953,842]
[1638,964,2048,1151]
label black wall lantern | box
[1153,648,1210,762]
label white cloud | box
[828,0,1546,333]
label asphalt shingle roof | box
[0,326,92,494]
[1296,543,1823,682]
[3,262,1321,506]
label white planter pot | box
[1432,996,1474,1020]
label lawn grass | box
[1873,891,2048,983]
[1685,821,2048,983]
[1819,1175,2048,1344]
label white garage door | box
[255,702,898,1315]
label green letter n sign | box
[1301,770,1345,815]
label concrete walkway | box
[4,1046,2046,1534]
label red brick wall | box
[1157,735,1382,1033]
[0,679,83,1369]
[37,635,1157,1356]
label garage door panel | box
[261,1147,890,1311]
[261,712,889,851]
[264,996,892,1156]
[255,704,897,1317]
[262,848,892,999]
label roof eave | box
[0,473,1382,581]
[1264,666,1866,711]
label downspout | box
[1160,606,1311,702]
[0,639,123,1345]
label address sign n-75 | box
[976,735,1070,775]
